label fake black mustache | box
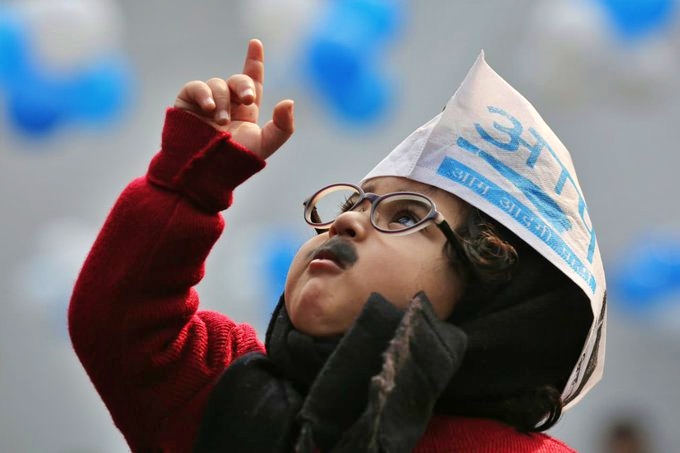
[309,236,358,269]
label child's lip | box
[311,249,345,269]
[308,237,358,270]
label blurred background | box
[1,0,679,451]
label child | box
[69,39,606,452]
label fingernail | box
[240,88,255,100]
[204,97,215,109]
[216,110,229,123]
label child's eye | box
[389,210,421,228]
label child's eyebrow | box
[362,182,376,193]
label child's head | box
[284,174,521,338]
[285,50,606,421]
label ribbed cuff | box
[147,108,266,213]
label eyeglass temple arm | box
[436,215,470,265]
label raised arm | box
[68,40,294,452]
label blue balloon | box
[306,37,366,94]
[305,36,392,124]
[303,0,404,125]
[65,55,133,124]
[597,0,677,40]
[319,0,404,49]
[610,235,680,313]
[349,0,405,40]
[327,69,391,124]
[7,76,65,137]
[0,5,135,138]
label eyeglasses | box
[302,183,469,263]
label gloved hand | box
[193,352,303,453]
[297,292,468,453]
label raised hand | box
[174,39,294,160]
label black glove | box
[297,292,468,453]
[193,352,303,453]
[294,292,405,451]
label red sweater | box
[69,108,576,453]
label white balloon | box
[521,0,609,104]
[14,218,97,308]
[240,0,322,50]
[521,0,678,106]
[605,37,678,101]
[11,0,125,72]
[239,0,323,87]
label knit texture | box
[416,416,577,452]
[68,108,266,452]
[69,107,577,452]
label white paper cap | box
[362,51,606,410]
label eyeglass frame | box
[302,183,470,265]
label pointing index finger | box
[243,39,264,107]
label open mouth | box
[312,249,345,268]
[309,237,358,270]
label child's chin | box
[289,302,345,337]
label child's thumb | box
[259,99,294,160]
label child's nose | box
[328,207,370,239]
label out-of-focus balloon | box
[520,0,679,108]
[14,219,97,337]
[241,0,322,54]
[65,55,133,124]
[597,0,677,40]
[19,0,124,72]
[241,0,323,91]
[306,38,392,123]
[0,0,133,139]
[302,0,405,125]
[0,10,31,87]
[6,75,63,137]
[610,233,680,314]
[521,0,606,104]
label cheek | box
[384,245,459,318]
[427,261,461,319]
[284,246,307,296]
[283,235,323,300]
[358,246,438,309]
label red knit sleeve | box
[68,108,267,452]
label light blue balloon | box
[0,8,31,88]
[351,0,405,39]
[318,0,405,49]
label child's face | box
[284,176,468,337]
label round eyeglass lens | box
[307,186,361,225]
[372,194,434,232]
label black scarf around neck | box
[194,292,467,452]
